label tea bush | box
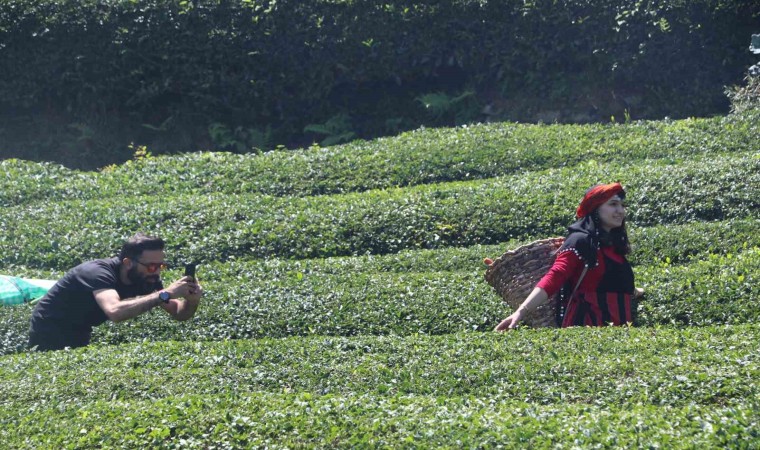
[0,152,758,269]
[1,113,758,446]
[2,326,758,406]
[3,394,758,448]
[0,326,758,447]
[2,111,758,207]
[1,222,757,354]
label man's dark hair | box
[118,233,165,260]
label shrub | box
[1,222,757,354]
[727,73,760,114]
[1,0,758,167]
[0,327,758,447]
[1,152,758,269]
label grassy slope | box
[0,112,759,447]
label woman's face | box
[597,195,626,231]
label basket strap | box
[569,266,588,300]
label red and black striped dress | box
[536,245,637,327]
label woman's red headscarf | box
[576,183,624,218]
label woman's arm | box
[494,250,584,331]
[493,287,549,331]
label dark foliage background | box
[1,0,758,168]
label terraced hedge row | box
[4,394,758,449]
[2,217,755,275]
[1,219,756,354]
[1,326,758,447]
[1,112,759,447]
[81,245,760,340]
[1,152,758,269]
[3,326,757,406]
[1,111,758,207]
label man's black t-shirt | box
[29,257,162,350]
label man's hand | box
[164,276,199,300]
[160,276,203,321]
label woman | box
[494,182,644,331]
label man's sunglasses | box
[135,260,168,273]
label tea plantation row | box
[1,113,758,448]
[4,325,757,405]
[3,217,756,276]
[4,394,757,448]
[0,218,756,354]
[1,111,757,207]
[0,326,757,447]
[1,152,757,269]
[78,245,760,343]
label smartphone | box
[184,263,196,281]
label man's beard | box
[127,266,161,292]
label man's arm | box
[160,276,203,321]
[94,277,203,323]
[93,289,162,323]
[164,294,200,321]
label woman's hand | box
[494,310,523,332]
[634,287,645,299]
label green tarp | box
[0,276,55,306]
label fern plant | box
[304,114,356,147]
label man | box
[28,233,203,351]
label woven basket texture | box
[485,237,564,328]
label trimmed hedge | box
[2,326,758,405]
[1,228,757,354]
[2,395,757,448]
[2,111,758,207]
[87,245,760,341]
[1,152,757,268]
[0,326,758,447]
[2,216,754,278]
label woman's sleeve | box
[535,250,585,297]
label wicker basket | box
[484,237,564,328]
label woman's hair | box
[593,211,631,255]
[118,233,165,260]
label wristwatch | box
[158,291,171,304]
